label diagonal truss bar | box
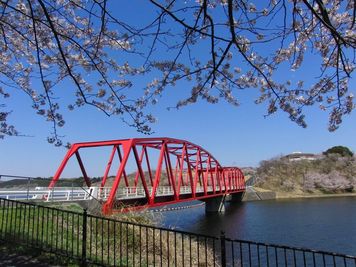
[150,142,166,204]
[75,151,91,187]
[101,145,117,187]
[103,140,133,214]
[144,146,154,186]
[134,146,146,187]
[164,143,177,196]
[117,145,129,187]
[133,145,150,198]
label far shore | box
[275,191,356,200]
[250,186,356,201]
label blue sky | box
[2,82,355,178]
[1,1,355,178]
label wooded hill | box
[255,153,356,194]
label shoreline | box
[244,186,356,201]
[275,191,356,200]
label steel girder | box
[48,137,245,214]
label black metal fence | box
[0,198,355,266]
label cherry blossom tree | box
[0,0,355,146]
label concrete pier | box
[229,192,245,202]
[204,196,226,212]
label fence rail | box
[0,198,355,266]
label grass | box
[0,241,79,266]
[0,199,220,266]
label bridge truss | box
[49,138,245,214]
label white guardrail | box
[0,184,244,202]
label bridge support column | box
[204,196,225,212]
[229,192,244,202]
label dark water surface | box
[160,197,356,255]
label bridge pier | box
[228,192,244,202]
[203,196,226,212]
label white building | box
[283,152,319,161]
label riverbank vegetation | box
[255,147,356,194]
[0,177,84,188]
[0,199,218,266]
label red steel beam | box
[150,143,165,204]
[101,145,117,187]
[144,146,154,186]
[117,146,129,187]
[132,146,150,199]
[184,145,194,195]
[165,144,176,194]
[134,146,146,187]
[75,152,91,187]
[103,140,133,214]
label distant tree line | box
[323,145,353,157]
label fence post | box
[81,209,87,267]
[27,177,30,200]
[220,231,226,267]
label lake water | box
[160,197,356,255]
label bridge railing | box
[0,197,355,267]
[0,187,94,201]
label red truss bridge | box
[48,137,246,214]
